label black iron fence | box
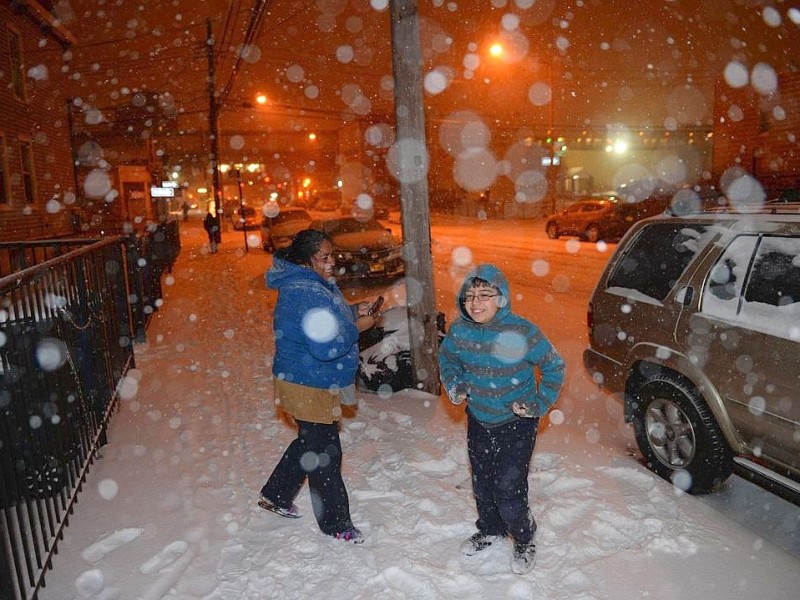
[0,220,179,600]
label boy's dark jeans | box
[261,420,353,535]
[467,411,539,544]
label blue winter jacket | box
[438,264,565,427]
[266,257,360,390]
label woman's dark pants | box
[467,412,539,544]
[261,420,353,535]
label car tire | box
[630,372,733,494]
[546,222,559,239]
[584,224,601,243]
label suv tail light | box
[587,300,594,334]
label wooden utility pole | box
[389,0,440,396]
[206,18,223,234]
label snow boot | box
[511,538,536,574]
[460,532,501,556]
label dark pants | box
[261,420,353,535]
[467,412,539,544]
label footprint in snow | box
[140,540,190,574]
[82,527,143,564]
[407,457,459,477]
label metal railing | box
[0,221,180,600]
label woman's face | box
[309,240,335,278]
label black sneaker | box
[460,532,501,556]
[511,539,536,574]
[257,494,301,519]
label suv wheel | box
[546,222,559,239]
[630,372,733,494]
[584,224,600,243]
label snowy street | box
[40,215,800,600]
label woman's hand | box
[355,314,377,332]
[356,301,372,318]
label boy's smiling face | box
[463,284,500,324]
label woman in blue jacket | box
[258,229,376,543]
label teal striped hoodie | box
[438,264,565,427]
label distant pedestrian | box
[257,229,380,543]
[181,201,190,221]
[477,190,489,220]
[203,210,221,253]
[438,263,565,574]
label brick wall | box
[713,73,800,196]
[0,3,76,242]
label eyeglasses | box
[462,293,499,303]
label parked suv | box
[545,195,667,243]
[583,208,800,499]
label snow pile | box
[39,222,800,600]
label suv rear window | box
[607,223,712,302]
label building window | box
[8,27,26,102]
[0,135,7,204]
[19,141,35,204]
[759,108,770,134]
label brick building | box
[712,70,800,197]
[0,1,79,242]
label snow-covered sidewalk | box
[40,220,800,600]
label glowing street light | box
[606,139,629,155]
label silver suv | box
[584,209,800,498]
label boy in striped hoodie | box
[438,263,565,574]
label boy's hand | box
[512,401,535,418]
[448,382,470,405]
[450,392,469,405]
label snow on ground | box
[40,218,800,600]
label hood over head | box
[456,263,511,322]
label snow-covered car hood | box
[330,230,399,252]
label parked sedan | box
[260,206,312,252]
[308,216,405,282]
[340,194,394,220]
[230,205,259,231]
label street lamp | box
[487,40,559,212]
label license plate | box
[369,263,385,272]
